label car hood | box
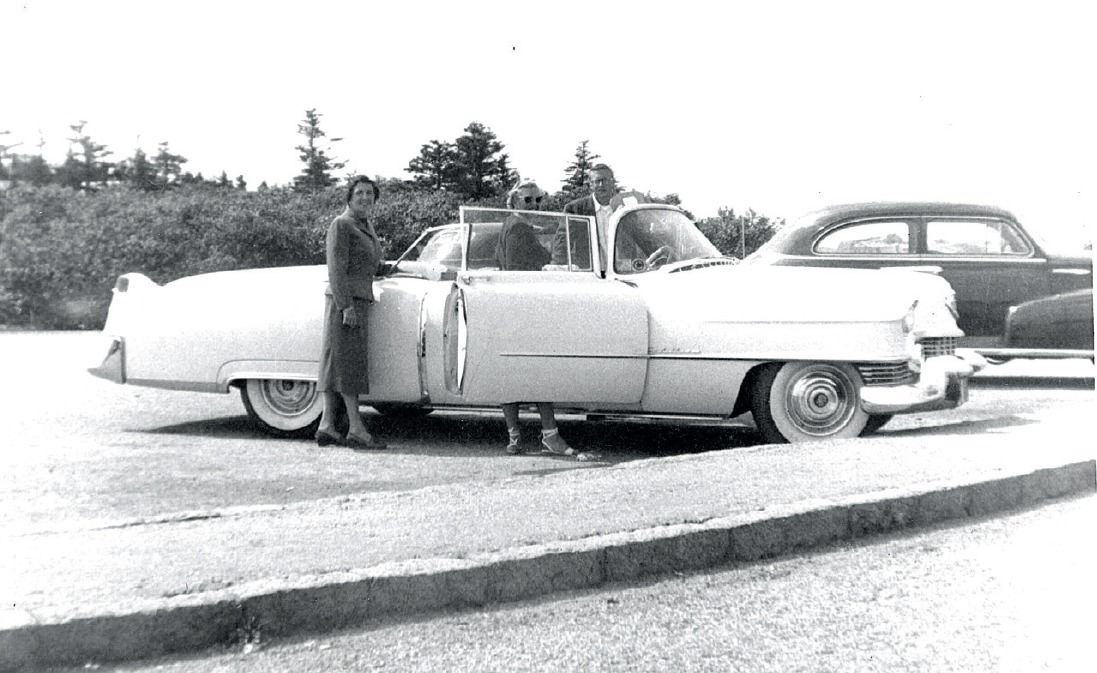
[629,264,951,324]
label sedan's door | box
[919,217,1049,340]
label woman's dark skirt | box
[317,295,370,395]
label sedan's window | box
[814,221,911,254]
[925,220,1031,255]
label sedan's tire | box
[371,402,433,420]
[240,379,322,438]
[750,362,869,444]
[860,414,894,436]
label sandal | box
[505,436,525,455]
[540,432,578,457]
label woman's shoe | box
[315,429,344,447]
[505,436,525,455]
[540,431,577,457]
[346,433,387,451]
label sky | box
[3,0,1094,245]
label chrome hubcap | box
[258,379,317,417]
[784,365,856,436]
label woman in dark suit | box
[314,176,387,450]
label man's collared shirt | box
[593,193,614,265]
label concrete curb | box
[2,459,1093,671]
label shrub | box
[0,183,464,329]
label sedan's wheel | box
[750,362,869,444]
[240,379,322,438]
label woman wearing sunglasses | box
[493,179,585,459]
[494,179,551,271]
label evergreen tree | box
[56,150,84,190]
[561,140,600,200]
[452,122,511,200]
[235,175,247,191]
[116,148,157,190]
[406,139,457,190]
[493,153,520,195]
[0,131,19,182]
[153,142,188,188]
[66,121,112,189]
[293,108,345,191]
[9,153,53,186]
[217,170,231,188]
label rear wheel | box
[240,379,322,438]
[750,362,869,443]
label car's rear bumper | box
[88,335,125,384]
[860,350,986,415]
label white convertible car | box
[89,204,985,443]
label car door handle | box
[458,274,491,284]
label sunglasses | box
[521,195,543,205]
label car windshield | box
[613,208,723,274]
[396,226,464,270]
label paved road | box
[60,493,1097,673]
[0,332,1093,527]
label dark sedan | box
[745,202,1093,359]
[1005,289,1093,352]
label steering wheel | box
[644,245,677,270]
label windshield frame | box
[606,204,724,278]
[458,206,598,273]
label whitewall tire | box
[240,379,322,437]
[751,362,869,444]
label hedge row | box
[0,183,463,329]
[0,183,779,330]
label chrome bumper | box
[860,350,986,415]
[88,335,125,384]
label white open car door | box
[444,207,649,405]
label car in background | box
[744,202,1094,361]
[89,204,983,444]
[1004,288,1094,356]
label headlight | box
[945,291,958,320]
[901,300,918,333]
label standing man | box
[552,163,619,269]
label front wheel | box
[750,362,869,444]
[240,379,322,438]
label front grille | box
[920,336,958,358]
[857,362,917,386]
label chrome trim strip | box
[975,347,1095,360]
[126,378,228,393]
[499,352,911,363]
